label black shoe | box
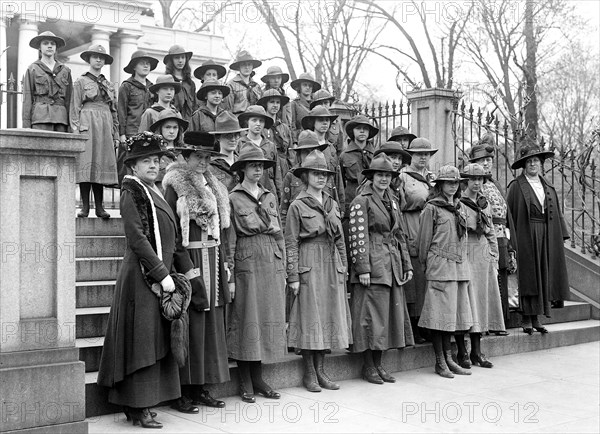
[493,330,510,336]
[193,390,225,408]
[124,407,156,421]
[95,209,111,219]
[77,208,89,218]
[551,300,564,309]
[470,353,494,368]
[376,366,396,383]
[362,366,384,384]
[455,353,472,369]
[255,386,281,399]
[170,397,199,414]
[414,336,427,345]
[240,390,256,403]
[522,327,533,335]
[533,325,549,334]
[130,408,162,429]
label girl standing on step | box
[164,45,197,122]
[285,150,352,392]
[349,154,414,385]
[70,44,118,219]
[417,165,473,379]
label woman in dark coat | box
[506,144,570,334]
[349,154,414,385]
[163,131,232,410]
[228,143,287,403]
[164,45,197,121]
[97,132,204,428]
[285,150,352,392]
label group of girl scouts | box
[24,31,568,430]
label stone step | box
[84,319,600,418]
[76,217,123,237]
[76,257,122,282]
[77,336,104,373]
[76,281,116,309]
[76,307,110,340]
[505,300,591,328]
[76,236,126,258]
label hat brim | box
[292,143,329,152]
[511,151,554,170]
[196,84,231,100]
[344,120,379,140]
[123,150,166,164]
[149,82,182,94]
[193,64,227,80]
[150,116,189,133]
[310,97,335,109]
[361,168,400,179]
[374,148,411,164]
[388,133,417,142]
[124,56,159,74]
[292,166,335,177]
[30,35,65,49]
[81,50,114,65]
[163,51,193,64]
[431,177,466,184]
[238,112,274,129]
[230,59,262,71]
[469,153,495,162]
[261,73,290,84]
[290,79,322,92]
[208,126,248,135]
[460,172,493,181]
[257,94,290,108]
[179,148,226,158]
[406,148,439,155]
[301,115,338,130]
[231,158,276,172]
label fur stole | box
[162,163,230,246]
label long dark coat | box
[506,174,570,314]
[97,182,193,398]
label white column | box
[89,26,115,81]
[109,38,121,89]
[0,17,8,129]
[17,20,39,128]
[117,30,142,85]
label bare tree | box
[157,0,237,32]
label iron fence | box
[351,100,411,147]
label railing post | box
[571,154,577,248]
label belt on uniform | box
[34,97,65,106]
[492,217,507,225]
[187,240,220,249]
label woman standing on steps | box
[417,165,473,379]
[70,44,118,219]
[349,154,414,385]
[285,150,352,392]
[164,45,197,122]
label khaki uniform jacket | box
[339,140,375,217]
[237,136,282,202]
[117,77,153,136]
[189,105,226,133]
[223,74,263,114]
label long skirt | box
[288,236,352,350]
[108,353,180,408]
[227,233,286,362]
[76,103,118,185]
[351,282,414,352]
[404,256,426,317]
[419,280,473,332]
[520,221,552,317]
[180,244,230,385]
[465,233,506,333]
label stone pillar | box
[407,88,461,172]
[117,30,143,85]
[17,21,39,129]
[0,16,9,129]
[89,26,116,81]
[0,130,87,433]
[109,38,121,89]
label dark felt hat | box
[469,134,497,162]
[292,150,335,177]
[208,111,248,135]
[344,114,379,140]
[301,106,338,130]
[310,89,335,109]
[511,144,554,170]
[238,105,274,129]
[257,89,290,108]
[177,131,224,158]
[231,142,276,172]
[196,79,231,100]
[193,59,227,80]
[362,153,400,179]
[388,126,417,143]
[163,44,193,64]
[30,31,65,49]
[149,75,182,94]
[293,130,329,152]
[406,137,438,155]
[260,65,290,84]
[230,50,262,71]
[149,109,189,134]
[123,50,159,74]
[460,163,492,182]
[374,141,411,165]
[80,44,113,65]
[290,72,321,92]
[123,132,166,163]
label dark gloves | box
[189,276,209,311]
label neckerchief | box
[460,195,491,238]
[299,193,339,242]
[404,170,432,186]
[427,198,467,239]
[84,72,110,100]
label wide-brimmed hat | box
[230,50,262,71]
[362,154,400,179]
[149,75,182,94]
[231,142,276,172]
[208,111,248,135]
[301,106,338,130]
[432,165,465,183]
[345,114,379,140]
[461,163,492,182]
[293,130,329,152]
[123,50,159,74]
[238,105,274,129]
[177,131,224,158]
[123,132,166,163]
[163,44,193,64]
[511,143,554,170]
[290,72,322,92]
[388,126,417,143]
[469,134,496,162]
[261,66,290,84]
[292,150,335,177]
[80,44,113,65]
[374,141,411,165]
[193,59,227,80]
[149,109,189,134]
[30,31,65,49]
[257,89,290,108]
[310,89,335,109]
[406,137,438,155]
[196,79,230,100]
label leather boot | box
[78,183,90,218]
[302,351,321,392]
[435,354,454,379]
[445,351,471,375]
[313,351,339,390]
[92,183,110,219]
[237,361,255,403]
